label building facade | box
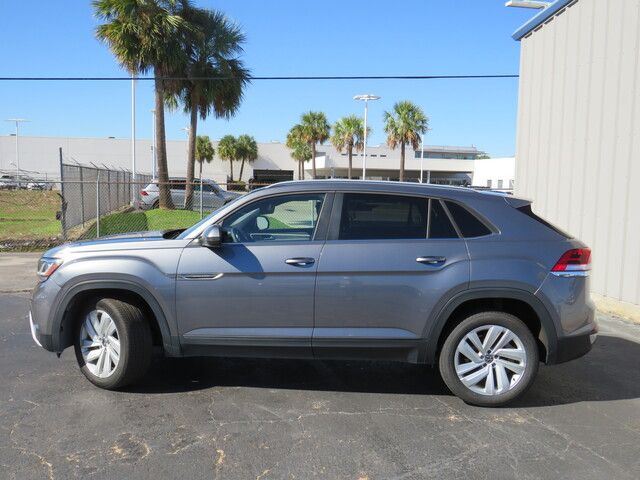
[513,0,640,308]
[0,135,505,187]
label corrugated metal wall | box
[515,0,640,306]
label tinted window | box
[339,193,427,240]
[222,194,325,243]
[445,201,492,237]
[429,199,458,239]
[169,180,186,191]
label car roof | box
[261,179,505,202]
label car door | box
[313,192,470,361]
[176,191,332,357]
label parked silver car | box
[30,180,596,406]
[139,177,240,210]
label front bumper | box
[29,279,61,352]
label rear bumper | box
[554,324,598,364]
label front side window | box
[339,193,428,240]
[222,193,325,243]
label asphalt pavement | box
[1,254,640,479]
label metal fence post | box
[59,148,68,240]
[79,165,85,226]
[200,177,204,219]
[96,170,101,238]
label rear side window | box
[339,193,427,240]
[516,204,571,238]
[428,199,458,239]
[444,201,492,237]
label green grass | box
[82,208,203,238]
[0,190,62,240]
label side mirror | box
[201,225,223,248]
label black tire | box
[438,311,539,407]
[73,298,153,390]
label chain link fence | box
[0,153,256,251]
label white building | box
[512,0,640,311]
[470,158,515,191]
[0,134,512,187]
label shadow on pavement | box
[128,334,640,407]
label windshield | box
[176,195,244,239]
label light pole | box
[5,118,29,188]
[420,137,425,183]
[131,77,137,206]
[151,109,157,180]
[353,94,380,180]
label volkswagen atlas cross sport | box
[30,180,597,407]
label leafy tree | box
[383,101,429,182]
[94,0,195,209]
[217,134,238,183]
[172,7,249,208]
[287,124,312,180]
[298,111,330,179]
[331,115,367,179]
[195,135,215,181]
[476,153,491,159]
[236,134,258,182]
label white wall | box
[471,157,515,189]
[514,0,640,306]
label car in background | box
[139,178,240,210]
[26,179,52,190]
[0,174,20,189]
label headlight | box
[37,257,63,281]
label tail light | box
[551,248,591,277]
[140,190,149,196]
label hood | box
[42,230,168,258]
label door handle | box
[285,257,315,266]
[416,256,446,265]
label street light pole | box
[131,77,137,206]
[420,137,425,183]
[354,94,380,180]
[5,118,29,188]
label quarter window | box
[444,201,492,238]
[338,193,428,240]
[222,194,325,243]
[428,199,458,239]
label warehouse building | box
[512,0,640,311]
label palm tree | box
[195,135,215,181]
[298,111,330,179]
[174,8,249,208]
[94,0,194,209]
[383,101,429,182]
[217,135,238,183]
[331,115,367,179]
[286,124,312,180]
[236,134,258,182]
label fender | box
[421,287,559,364]
[50,279,181,356]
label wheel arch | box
[422,288,558,365]
[51,280,180,356]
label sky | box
[0,1,534,157]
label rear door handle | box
[285,257,315,266]
[416,256,446,265]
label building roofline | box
[512,0,573,41]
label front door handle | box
[285,257,315,266]
[416,256,446,265]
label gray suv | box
[30,181,596,406]
[139,177,240,210]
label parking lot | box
[1,254,640,479]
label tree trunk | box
[199,159,203,180]
[311,143,317,179]
[229,158,234,184]
[299,160,303,180]
[154,75,174,209]
[399,142,405,182]
[184,90,198,210]
[347,145,353,179]
[239,159,245,182]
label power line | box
[0,74,518,81]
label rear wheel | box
[73,298,152,389]
[438,311,539,407]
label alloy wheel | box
[454,324,527,396]
[79,309,120,378]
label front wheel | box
[438,311,539,407]
[73,298,153,389]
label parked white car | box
[139,178,240,210]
